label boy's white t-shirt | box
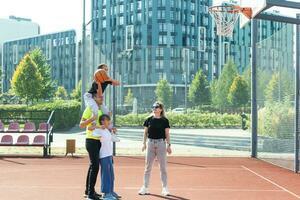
[93,128,113,158]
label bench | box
[0,110,55,157]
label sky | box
[0,0,91,36]
[0,0,299,38]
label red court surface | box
[0,156,299,200]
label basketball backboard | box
[240,0,267,28]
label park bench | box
[0,110,55,157]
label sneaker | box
[111,134,120,142]
[112,191,122,199]
[103,193,117,200]
[162,187,170,196]
[84,192,102,198]
[138,186,149,195]
[86,194,102,200]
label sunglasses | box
[152,105,161,109]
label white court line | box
[242,166,300,199]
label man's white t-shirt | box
[93,128,113,158]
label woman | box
[138,101,172,196]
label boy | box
[93,114,121,200]
[84,63,120,142]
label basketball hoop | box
[209,5,252,37]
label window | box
[13,44,18,64]
[158,11,165,19]
[120,16,124,25]
[223,42,230,64]
[156,60,164,70]
[182,48,190,73]
[156,48,163,57]
[137,13,142,21]
[198,27,206,52]
[120,4,124,13]
[103,20,107,28]
[159,35,167,45]
[137,1,142,10]
[126,25,134,50]
[103,8,106,17]
[46,39,52,60]
[159,23,166,32]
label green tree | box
[188,69,211,106]
[213,59,238,107]
[155,79,173,109]
[55,86,68,100]
[124,88,134,105]
[242,65,251,88]
[11,54,43,104]
[29,48,56,99]
[228,75,250,106]
[211,79,218,106]
[71,80,82,101]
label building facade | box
[89,0,294,108]
[2,30,76,93]
[0,16,40,70]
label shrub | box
[258,101,294,139]
[116,112,242,128]
[0,100,81,130]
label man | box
[80,94,104,200]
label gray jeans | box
[143,139,168,188]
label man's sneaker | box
[84,192,102,198]
[138,186,149,195]
[103,193,117,200]
[112,191,122,199]
[111,134,120,142]
[162,187,170,196]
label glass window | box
[137,1,142,10]
[13,44,18,64]
[103,8,106,17]
[156,48,163,57]
[137,13,142,21]
[126,25,134,50]
[159,35,167,45]
[120,16,124,25]
[120,4,124,13]
[223,42,230,64]
[46,39,52,60]
[103,20,106,28]
[198,27,206,52]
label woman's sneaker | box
[162,187,170,196]
[111,134,120,142]
[138,186,149,195]
[103,193,117,200]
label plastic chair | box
[23,122,36,132]
[0,135,13,145]
[38,123,49,132]
[0,121,4,132]
[7,122,20,132]
[32,135,46,146]
[15,135,30,145]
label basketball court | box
[0,156,299,200]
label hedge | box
[116,112,243,128]
[0,100,81,130]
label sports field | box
[0,156,299,200]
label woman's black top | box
[143,116,170,139]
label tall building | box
[2,30,76,93]
[89,0,294,108]
[91,0,213,107]
[0,16,40,70]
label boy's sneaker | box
[86,194,102,200]
[162,187,170,196]
[112,191,122,199]
[138,186,149,195]
[111,134,120,142]
[103,193,117,200]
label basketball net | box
[209,5,252,37]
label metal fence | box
[255,23,299,171]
